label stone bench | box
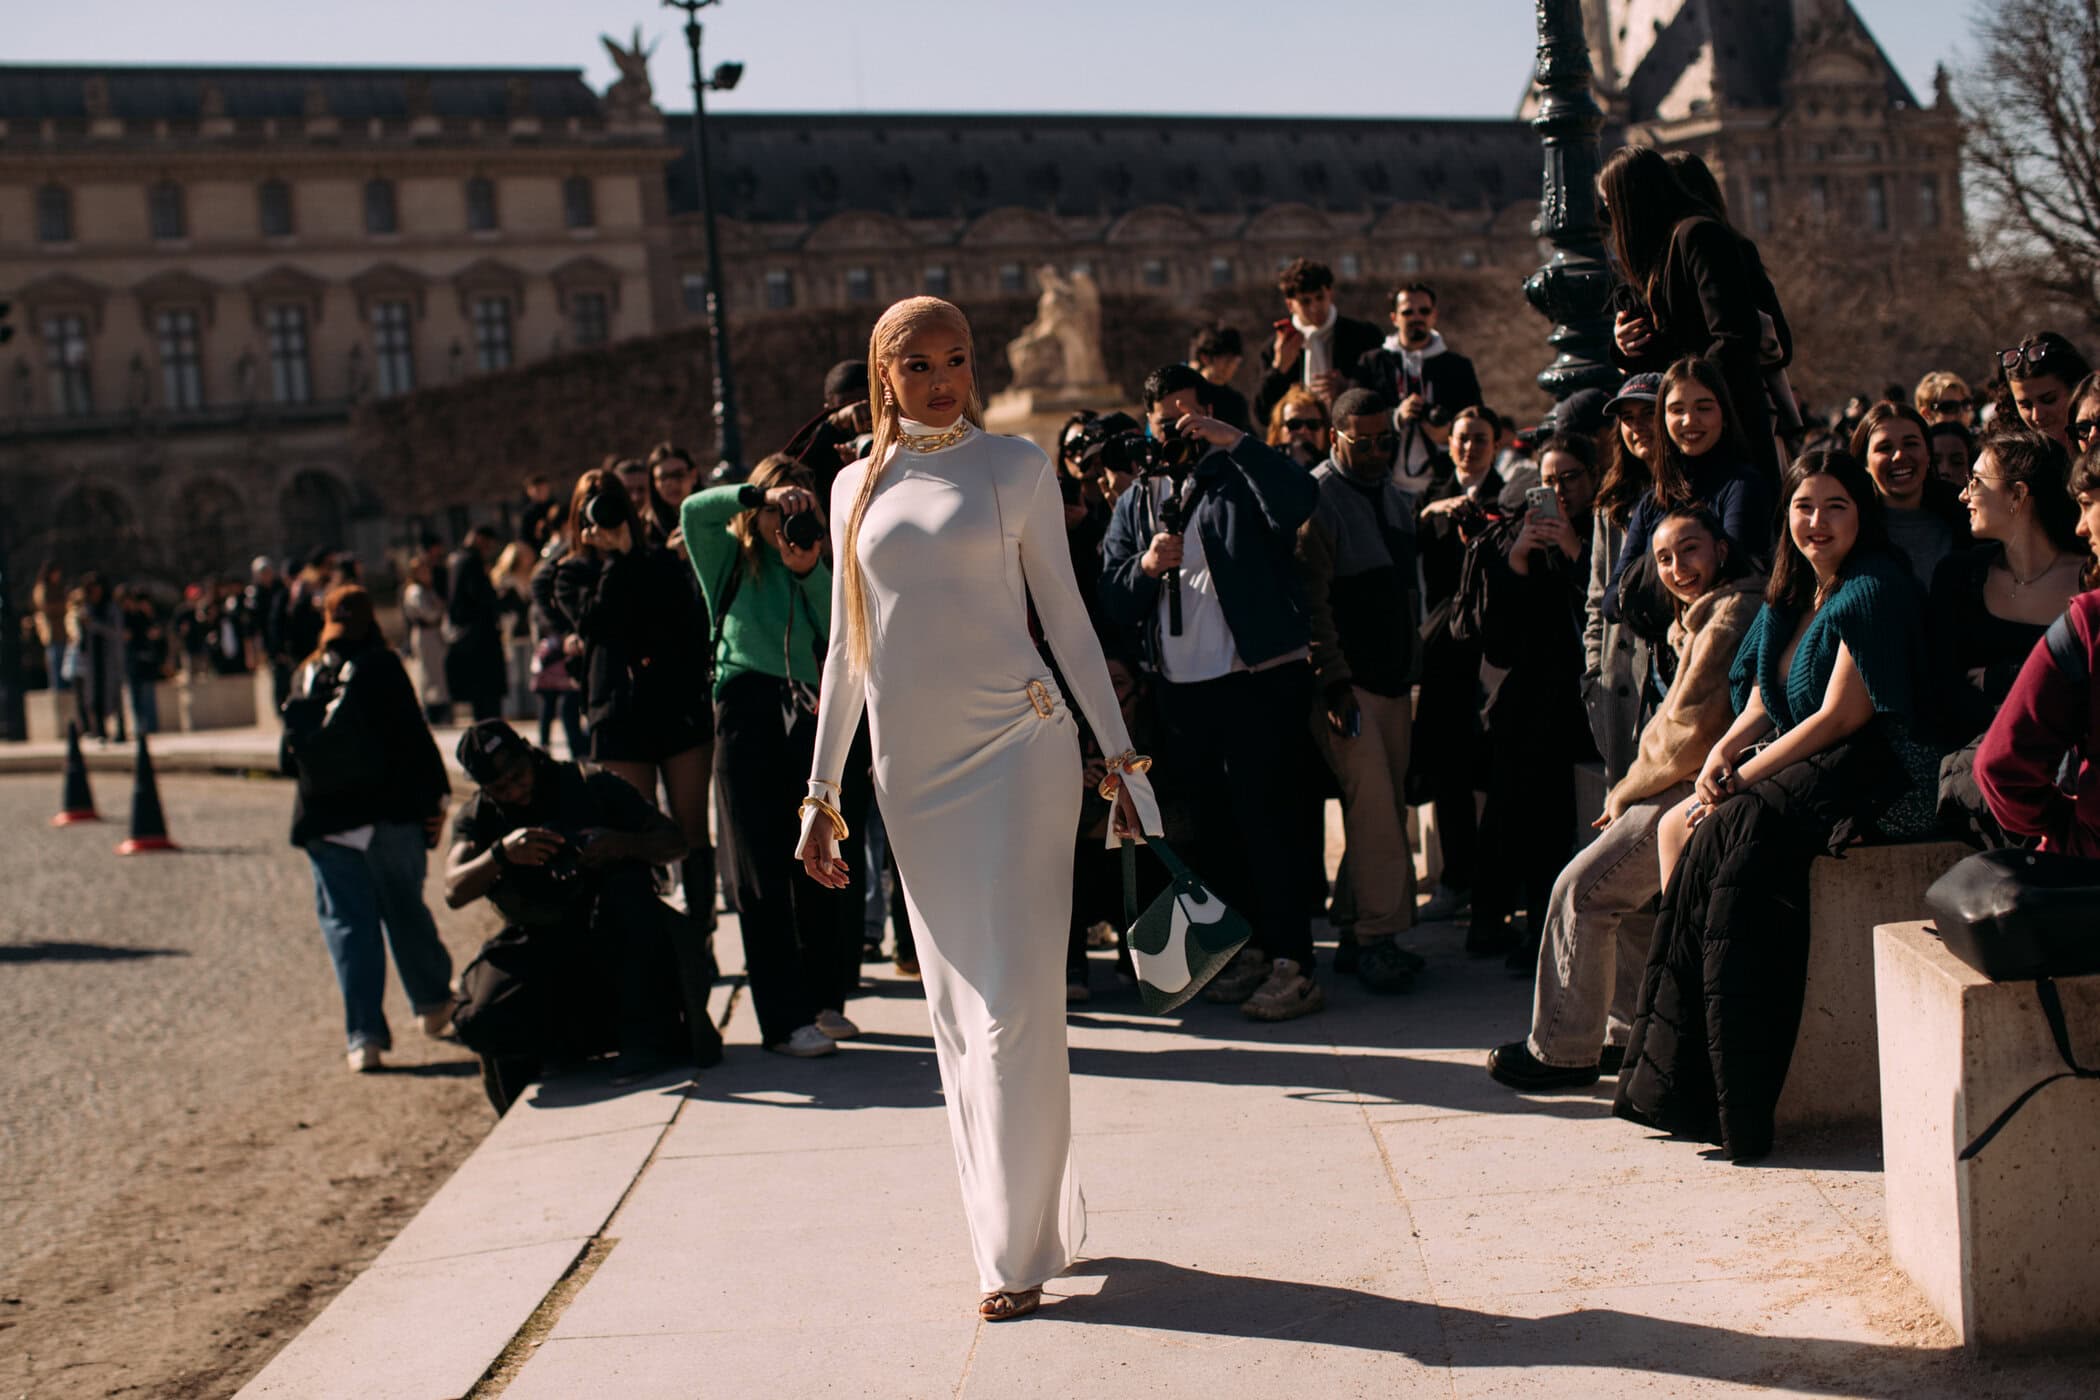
[175,671,258,731]
[1875,919,2100,1351]
[1773,841,1969,1133]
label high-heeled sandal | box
[978,1287,1042,1322]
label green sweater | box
[680,486,830,697]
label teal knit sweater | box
[680,486,830,698]
[1729,548,1940,836]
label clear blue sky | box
[12,1,1973,119]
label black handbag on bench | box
[1924,848,2100,1158]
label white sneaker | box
[347,1044,384,1073]
[815,1009,860,1041]
[775,1024,838,1058]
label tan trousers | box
[1311,685,1418,939]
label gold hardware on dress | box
[1026,679,1056,718]
[1096,749,1154,801]
[900,421,971,453]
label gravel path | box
[0,774,501,1399]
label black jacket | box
[1253,314,1386,428]
[444,547,507,706]
[281,637,450,847]
[1613,216,1777,466]
[554,545,710,735]
[1351,340,1482,468]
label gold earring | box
[883,388,895,407]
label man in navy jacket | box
[1099,364,1325,1022]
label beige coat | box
[1605,575,1765,819]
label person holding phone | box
[1470,434,1601,965]
[1252,258,1384,428]
[1296,388,1426,991]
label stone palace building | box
[0,0,1958,589]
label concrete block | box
[1774,841,1967,1134]
[1876,920,2100,1352]
[176,670,258,731]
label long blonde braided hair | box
[839,296,986,674]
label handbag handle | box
[1959,979,2100,1160]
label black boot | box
[669,922,725,1070]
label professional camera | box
[780,509,824,551]
[489,827,600,929]
[582,491,628,531]
[1071,412,1208,481]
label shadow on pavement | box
[0,939,188,963]
[373,1059,481,1079]
[1051,1257,2076,1399]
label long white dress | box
[807,418,1162,1293]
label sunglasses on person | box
[2073,417,2100,446]
[1998,339,2058,375]
[1337,430,1399,451]
[1930,398,1969,415]
[1284,417,1326,433]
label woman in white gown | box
[796,297,1164,1321]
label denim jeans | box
[1525,787,1684,1068]
[128,669,160,735]
[306,820,455,1051]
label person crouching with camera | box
[681,453,854,1057]
[445,720,718,1112]
[1099,363,1323,1021]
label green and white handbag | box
[1120,838,1253,1014]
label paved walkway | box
[233,905,2100,1400]
[0,720,569,778]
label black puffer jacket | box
[1613,726,1907,1160]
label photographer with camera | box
[553,468,717,934]
[1099,364,1324,1021]
[1253,258,1385,429]
[1355,283,1482,484]
[280,585,454,1075]
[682,453,856,1057]
[444,721,716,1112]
[1297,388,1426,992]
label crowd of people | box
[93,145,2100,1158]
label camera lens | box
[781,510,824,550]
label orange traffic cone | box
[115,734,178,855]
[51,722,100,826]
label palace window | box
[1866,175,1889,232]
[1338,253,1362,280]
[42,314,93,416]
[1810,175,1831,221]
[1210,256,1234,288]
[682,273,708,314]
[364,178,398,235]
[466,177,498,232]
[372,300,416,397]
[570,291,609,348]
[1920,177,1941,229]
[1750,178,1774,234]
[36,184,72,243]
[258,179,294,237]
[155,308,205,410]
[998,263,1025,295]
[1141,258,1169,289]
[471,296,514,371]
[764,269,795,310]
[266,304,313,405]
[846,267,875,303]
[563,175,595,230]
[924,265,951,298]
[148,181,186,240]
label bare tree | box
[1962,0,2100,332]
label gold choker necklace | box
[901,421,971,453]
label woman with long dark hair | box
[1600,357,1775,636]
[1585,373,1661,785]
[1995,332,2092,451]
[1849,399,1971,588]
[1598,145,1777,469]
[1616,451,1939,1160]
[553,468,715,926]
[280,585,453,1073]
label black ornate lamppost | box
[664,0,746,474]
[1523,0,1617,401]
